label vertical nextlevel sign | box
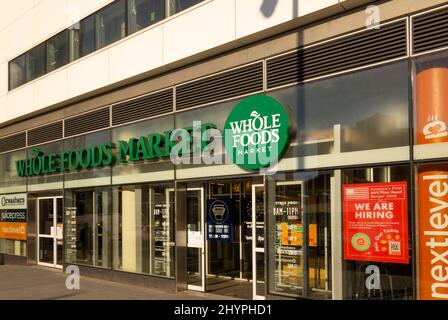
[418,170,448,300]
[343,182,409,264]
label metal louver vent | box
[0,132,26,153]
[112,89,173,126]
[64,108,110,137]
[267,20,408,89]
[28,121,63,146]
[413,7,448,55]
[176,62,264,110]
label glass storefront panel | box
[64,187,111,268]
[27,141,63,191]
[341,165,413,300]
[269,62,410,158]
[0,149,26,194]
[63,129,111,188]
[413,51,448,160]
[111,183,175,278]
[267,171,332,299]
[112,115,174,185]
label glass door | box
[186,188,205,291]
[38,197,63,268]
[252,184,265,300]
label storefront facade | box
[1,0,448,300]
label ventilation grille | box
[64,108,110,137]
[413,7,448,55]
[112,89,173,126]
[0,132,26,153]
[176,62,264,110]
[267,20,408,89]
[28,121,63,146]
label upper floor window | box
[8,0,205,91]
[96,0,127,49]
[47,30,69,72]
[26,43,46,81]
[70,15,96,61]
[169,0,203,15]
[9,54,26,90]
[128,0,166,35]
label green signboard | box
[223,95,290,170]
[15,95,291,176]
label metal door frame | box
[186,187,206,292]
[37,196,63,269]
[252,184,265,300]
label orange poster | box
[281,223,317,247]
[416,68,448,144]
[0,222,27,241]
[418,168,448,300]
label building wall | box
[0,0,376,126]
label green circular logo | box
[351,233,371,251]
[223,95,289,170]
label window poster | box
[343,182,409,264]
[207,199,234,241]
[0,193,27,241]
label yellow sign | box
[280,223,317,247]
[0,222,27,241]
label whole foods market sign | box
[15,95,290,176]
[224,95,289,170]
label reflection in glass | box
[128,0,165,34]
[267,172,332,299]
[9,54,26,89]
[70,15,96,61]
[169,0,203,15]
[96,0,127,49]
[342,165,413,300]
[26,44,46,81]
[269,62,410,157]
[39,199,54,235]
[111,184,175,278]
[39,238,54,264]
[47,30,69,72]
[64,188,110,268]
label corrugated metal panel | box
[0,132,26,153]
[267,20,408,89]
[413,6,448,55]
[64,108,110,137]
[176,62,264,110]
[112,89,173,126]
[28,121,63,146]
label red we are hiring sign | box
[343,182,409,264]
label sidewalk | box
[0,265,238,300]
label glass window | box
[414,51,448,148]
[269,61,410,158]
[0,239,26,256]
[111,114,174,185]
[169,0,203,15]
[342,165,413,300]
[96,0,127,49]
[111,183,175,278]
[47,30,69,72]
[63,129,111,189]
[267,171,333,299]
[27,142,63,192]
[70,15,96,61]
[64,187,111,268]
[128,0,165,34]
[26,43,46,81]
[0,150,27,194]
[9,54,26,90]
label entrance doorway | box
[183,178,265,299]
[37,197,63,268]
